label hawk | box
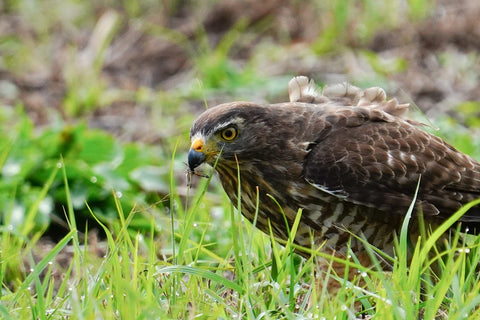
[187,76,480,266]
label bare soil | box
[1,0,479,139]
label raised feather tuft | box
[322,82,362,102]
[289,76,410,118]
[288,76,318,103]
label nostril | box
[191,139,204,152]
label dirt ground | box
[1,0,479,142]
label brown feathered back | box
[288,76,480,223]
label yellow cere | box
[191,138,204,152]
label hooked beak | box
[188,149,206,171]
[188,137,207,171]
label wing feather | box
[303,107,480,221]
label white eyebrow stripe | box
[210,117,245,134]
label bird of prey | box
[187,76,480,266]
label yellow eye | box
[220,127,238,141]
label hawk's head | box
[187,101,310,173]
[188,102,255,170]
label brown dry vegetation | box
[1,0,479,135]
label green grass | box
[2,124,479,317]
[1,111,479,319]
[2,151,480,319]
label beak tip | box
[188,149,206,171]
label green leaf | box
[157,265,243,294]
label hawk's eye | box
[220,127,238,141]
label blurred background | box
[1,0,479,241]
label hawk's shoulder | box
[292,76,480,219]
